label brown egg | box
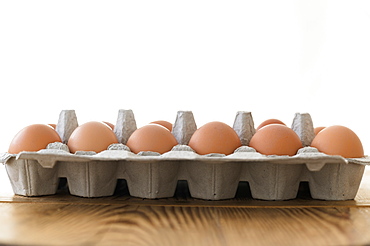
[249,124,303,156]
[311,125,364,158]
[8,124,62,154]
[126,124,177,154]
[150,120,172,131]
[314,126,325,135]
[103,121,115,130]
[256,119,286,130]
[67,121,119,153]
[48,124,57,129]
[188,121,242,155]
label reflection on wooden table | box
[0,165,370,245]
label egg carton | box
[1,110,369,201]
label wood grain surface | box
[0,165,370,246]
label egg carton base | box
[5,158,365,201]
[2,109,368,201]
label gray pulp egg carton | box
[1,110,370,201]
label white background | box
[0,0,369,157]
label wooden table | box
[0,165,370,246]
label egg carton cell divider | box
[1,109,369,201]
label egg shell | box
[188,121,242,155]
[67,121,119,153]
[126,124,178,154]
[311,125,364,158]
[256,119,286,131]
[8,124,62,154]
[103,121,115,130]
[150,120,173,131]
[249,124,303,156]
[314,126,326,135]
[48,124,57,129]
